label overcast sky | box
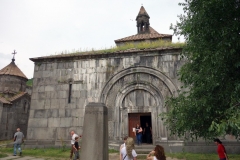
[0,0,185,79]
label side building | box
[0,56,31,140]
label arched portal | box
[99,66,178,143]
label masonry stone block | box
[58,109,65,117]
[59,117,71,127]
[45,85,55,92]
[33,85,44,92]
[57,91,67,98]
[65,109,72,117]
[48,118,61,127]
[34,128,57,140]
[31,99,45,109]
[28,118,48,128]
[47,109,59,118]
[71,109,84,118]
[34,109,47,118]
[50,99,59,109]
[56,127,68,140]
[58,99,66,108]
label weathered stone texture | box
[27,49,185,145]
[0,75,27,93]
[0,95,30,140]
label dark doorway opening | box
[128,112,152,144]
[140,114,152,144]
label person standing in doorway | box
[214,138,229,160]
[13,128,24,156]
[70,131,78,160]
[143,123,152,144]
[134,124,143,146]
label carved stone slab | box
[80,103,108,160]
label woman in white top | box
[146,145,166,160]
[120,137,137,160]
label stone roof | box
[0,60,28,80]
[137,6,149,18]
[8,92,29,102]
[0,92,29,104]
[30,47,182,62]
[0,97,11,104]
[114,27,172,43]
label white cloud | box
[0,0,185,78]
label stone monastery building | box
[27,6,240,153]
[0,53,31,140]
[28,6,184,147]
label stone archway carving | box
[99,66,179,142]
[99,66,178,103]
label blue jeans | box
[136,134,142,145]
[13,143,22,155]
[74,150,79,160]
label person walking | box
[146,145,166,160]
[13,128,24,156]
[70,131,78,160]
[120,137,137,160]
[73,136,81,160]
[120,136,128,160]
[214,138,229,160]
[134,124,142,145]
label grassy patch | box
[52,40,184,56]
[0,140,12,145]
[166,152,240,160]
[26,78,33,87]
[108,149,119,153]
[0,148,118,159]
[0,148,70,159]
[0,153,8,158]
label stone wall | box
[28,49,184,144]
[0,75,27,93]
[0,95,30,140]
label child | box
[73,136,81,160]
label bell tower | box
[136,6,150,34]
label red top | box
[217,144,226,158]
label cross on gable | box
[12,50,17,62]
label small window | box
[23,101,27,112]
[68,83,72,103]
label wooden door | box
[128,113,140,138]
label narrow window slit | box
[68,83,72,103]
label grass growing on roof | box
[53,40,185,56]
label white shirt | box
[120,143,125,149]
[71,133,78,145]
[120,146,137,160]
[153,156,158,160]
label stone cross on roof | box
[12,50,17,62]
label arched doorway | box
[99,66,178,144]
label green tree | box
[163,0,240,140]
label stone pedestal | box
[80,103,108,160]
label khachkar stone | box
[80,103,108,160]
